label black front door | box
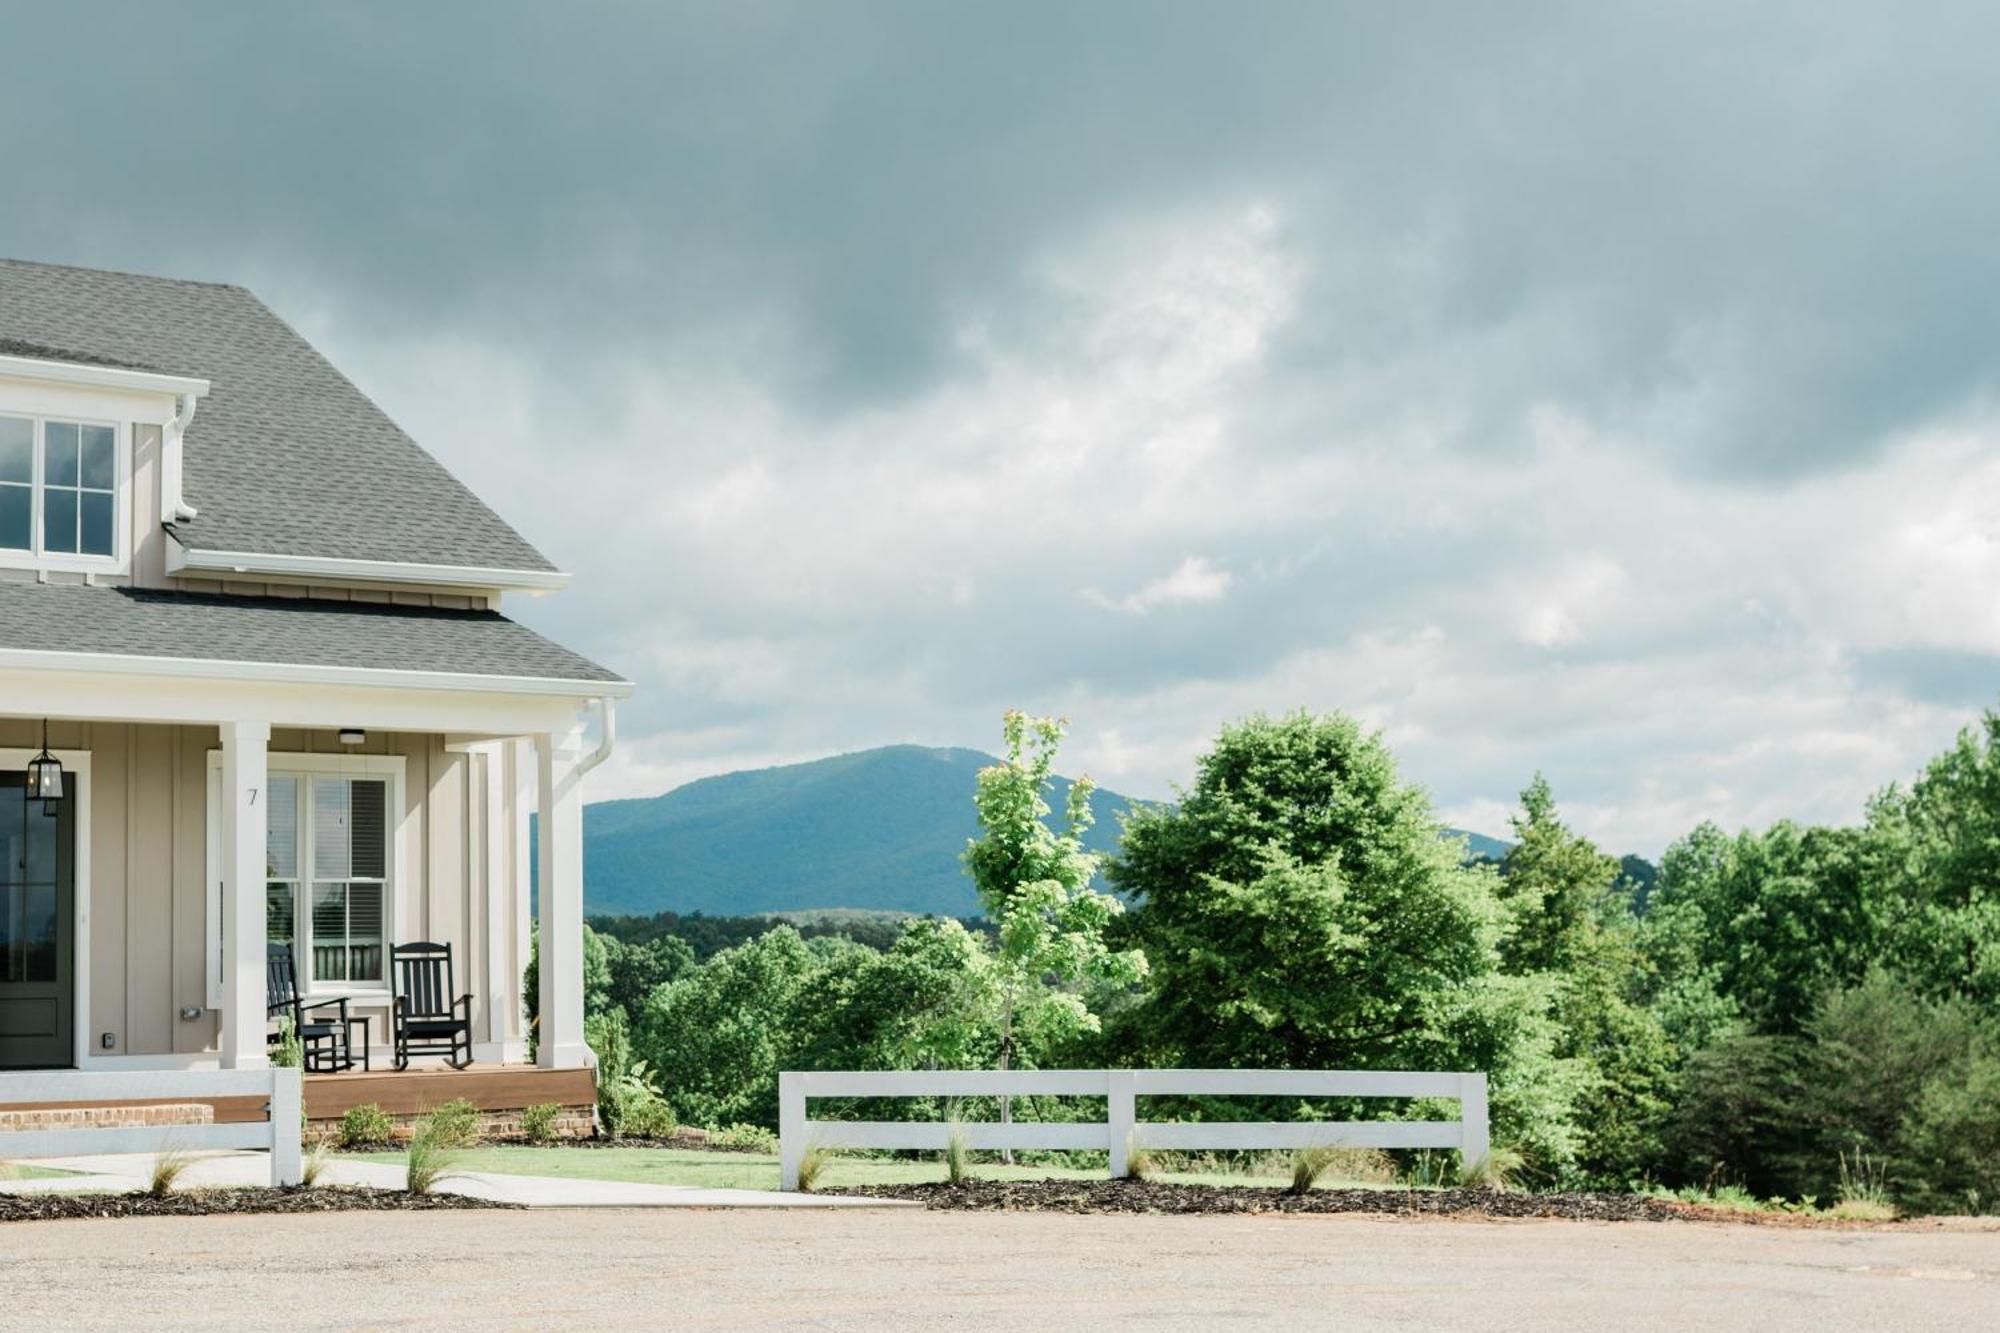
[0,775,73,1068]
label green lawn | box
[0,1163,78,1181]
[338,1145,1326,1192]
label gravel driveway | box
[1,1207,1992,1330]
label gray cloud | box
[6,2,1999,851]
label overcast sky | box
[7,3,1999,853]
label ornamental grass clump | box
[795,1143,831,1193]
[1124,1133,1155,1182]
[300,1136,334,1189]
[1831,1149,1898,1221]
[147,1145,196,1199]
[1288,1145,1343,1196]
[404,1114,465,1196]
[1457,1146,1523,1192]
[945,1122,971,1185]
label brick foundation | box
[308,1104,595,1143]
[0,1102,216,1134]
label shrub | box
[707,1122,778,1154]
[271,1015,303,1070]
[340,1103,397,1148]
[1893,1050,2000,1215]
[422,1098,482,1149]
[520,1103,563,1144]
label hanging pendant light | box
[26,718,64,808]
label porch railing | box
[778,1067,1490,1191]
[0,1067,303,1186]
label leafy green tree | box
[1496,777,1675,1185]
[523,922,616,1053]
[636,926,823,1127]
[1112,713,1500,1067]
[964,711,1147,1075]
[1499,775,1619,974]
[1109,712,1583,1169]
[602,933,697,1020]
[1640,820,1884,1036]
[1866,712,2000,1003]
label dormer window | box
[0,412,122,566]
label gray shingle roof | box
[0,580,624,687]
[0,258,559,573]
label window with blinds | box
[261,774,389,987]
[308,777,387,985]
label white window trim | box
[0,410,131,576]
[205,751,405,1005]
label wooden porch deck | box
[0,1064,596,1135]
[305,1063,596,1125]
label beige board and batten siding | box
[0,720,529,1061]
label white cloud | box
[1086,556,1234,615]
[315,202,2000,857]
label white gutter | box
[165,540,572,593]
[0,645,633,699]
[0,352,210,399]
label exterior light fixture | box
[338,728,366,746]
[26,719,64,807]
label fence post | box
[1106,1070,1135,1179]
[1456,1072,1490,1175]
[269,1067,304,1187]
[779,1071,805,1191]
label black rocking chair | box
[267,945,355,1073]
[391,941,475,1070]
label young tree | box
[1498,777,1675,1185]
[1499,775,1620,974]
[964,712,1148,1146]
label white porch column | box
[535,721,590,1069]
[218,720,270,1069]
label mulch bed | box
[825,1178,1693,1222]
[1,1187,517,1224]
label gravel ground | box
[0,1205,1993,1331]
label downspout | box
[163,391,201,522]
[575,696,617,777]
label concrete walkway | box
[2,1150,912,1208]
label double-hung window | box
[260,772,390,990]
[0,413,119,561]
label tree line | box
[572,709,2000,1213]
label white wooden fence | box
[778,1068,1488,1191]
[0,1068,303,1187]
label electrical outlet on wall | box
[100,1032,116,1050]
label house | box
[0,258,624,1130]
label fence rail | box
[0,1067,303,1187]
[778,1067,1488,1191]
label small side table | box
[340,1015,372,1072]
